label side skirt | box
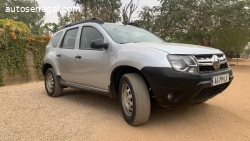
[58,76,112,97]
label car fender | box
[43,50,60,76]
[109,44,172,76]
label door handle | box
[57,54,61,57]
[75,56,82,59]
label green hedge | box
[0,30,50,86]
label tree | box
[99,0,122,22]
[42,23,59,34]
[73,0,91,19]
[42,11,71,34]
[213,29,248,56]
[57,11,71,27]
[157,0,249,44]
[122,0,139,23]
[73,0,121,22]
[137,6,153,30]
[69,10,84,23]
[0,0,45,35]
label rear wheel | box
[119,73,151,126]
[45,68,63,97]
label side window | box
[80,27,104,49]
[61,28,79,49]
[52,31,63,47]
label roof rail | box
[124,22,141,28]
[62,17,104,29]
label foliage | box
[43,0,131,33]
[136,6,156,31]
[0,19,49,86]
[42,22,60,34]
[42,11,71,34]
[213,29,249,56]
[137,0,250,53]
[57,11,71,27]
[0,0,45,35]
[0,19,31,33]
[122,0,139,23]
[73,0,122,22]
[28,35,49,78]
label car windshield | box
[102,24,165,44]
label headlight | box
[167,55,198,74]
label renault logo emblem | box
[213,55,220,70]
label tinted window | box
[80,27,104,49]
[52,31,63,47]
[61,28,79,49]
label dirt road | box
[0,59,250,141]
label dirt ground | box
[0,59,250,141]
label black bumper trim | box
[141,67,233,107]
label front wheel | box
[119,73,151,126]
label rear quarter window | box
[60,28,79,49]
[52,31,63,47]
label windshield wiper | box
[119,42,129,44]
[120,42,139,44]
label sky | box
[36,0,160,23]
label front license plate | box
[211,74,229,86]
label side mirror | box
[90,39,109,49]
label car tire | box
[119,73,151,126]
[45,68,63,97]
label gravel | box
[0,61,250,141]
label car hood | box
[125,42,223,55]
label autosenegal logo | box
[5,4,81,14]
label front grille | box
[220,63,228,69]
[194,54,229,73]
[194,83,230,100]
[195,55,213,60]
[199,63,228,73]
[199,66,215,72]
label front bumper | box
[141,67,234,108]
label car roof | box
[62,18,140,29]
[53,18,141,35]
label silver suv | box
[42,18,233,126]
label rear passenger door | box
[55,27,79,82]
[73,26,110,90]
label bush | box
[0,19,50,86]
